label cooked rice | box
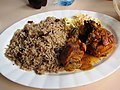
[5,17,68,74]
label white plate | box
[0,10,120,89]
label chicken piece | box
[85,20,115,57]
[59,37,86,71]
[79,20,101,43]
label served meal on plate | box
[5,14,115,74]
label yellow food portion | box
[64,14,101,30]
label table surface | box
[0,0,120,90]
